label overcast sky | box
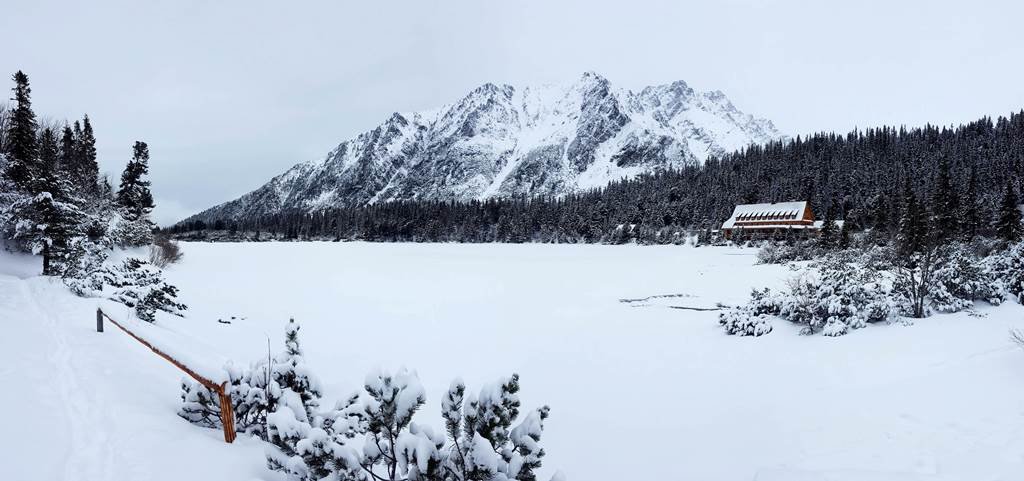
[4,0,1023,224]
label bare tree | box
[35,115,66,135]
[893,244,942,319]
[0,101,10,154]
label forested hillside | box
[172,110,1024,244]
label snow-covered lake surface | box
[3,242,1024,481]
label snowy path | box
[0,273,265,481]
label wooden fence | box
[96,308,237,443]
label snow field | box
[164,243,1024,481]
[3,242,1024,480]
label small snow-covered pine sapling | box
[360,368,427,481]
[275,318,322,422]
[442,374,553,481]
[106,257,187,322]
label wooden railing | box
[96,308,237,443]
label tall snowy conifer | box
[35,127,62,197]
[3,71,37,190]
[897,180,929,255]
[78,115,99,195]
[931,155,960,238]
[961,165,982,239]
[995,181,1022,242]
[818,201,837,248]
[116,141,155,219]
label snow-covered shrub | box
[439,374,551,481]
[60,238,110,296]
[179,359,273,438]
[727,254,897,337]
[181,319,321,443]
[260,370,555,481]
[106,257,187,322]
[985,241,1024,304]
[718,307,773,337]
[149,234,183,267]
[719,288,778,336]
[110,214,154,247]
[929,244,1004,312]
[756,241,819,265]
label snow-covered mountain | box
[190,72,782,222]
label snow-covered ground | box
[3,242,1024,481]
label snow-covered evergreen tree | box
[931,155,960,238]
[61,237,110,296]
[2,71,37,191]
[995,181,1022,242]
[113,141,155,246]
[105,258,187,322]
[275,318,322,421]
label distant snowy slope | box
[188,72,782,222]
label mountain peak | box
[186,74,783,223]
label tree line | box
[171,110,1024,245]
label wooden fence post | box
[96,308,236,443]
[217,383,237,443]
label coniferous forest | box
[171,111,1024,244]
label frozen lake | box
[161,242,1024,481]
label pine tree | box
[961,165,982,239]
[9,192,83,274]
[58,125,76,180]
[818,201,837,248]
[897,180,929,255]
[3,71,38,190]
[78,115,99,196]
[931,155,960,238]
[274,318,321,421]
[838,218,851,249]
[995,180,1022,242]
[35,127,62,197]
[117,141,155,219]
[112,141,155,246]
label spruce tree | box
[3,71,38,190]
[116,141,155,219]
[931,155,959,238]
[838,218,851,249]
[35,127,62,197]
[960,165,982,239]
[78,115,99,195]
[897,181,929,255]
[818,201,837,248]
[58,125,76,180]
[995,180,1022,242]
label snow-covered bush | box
[259,368,556,481]
[179,323,562,481]
[110,214,154,247]
[984,241,1024,304]
[60,238,110,296]
[929,244,1004,312]
[718,288,777,336]
[180,319,320,443]
[725,254,897,337]
[149,234,183,267]
[179,359,273,439]
[106,257,187,322]
[756,241,819,265]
